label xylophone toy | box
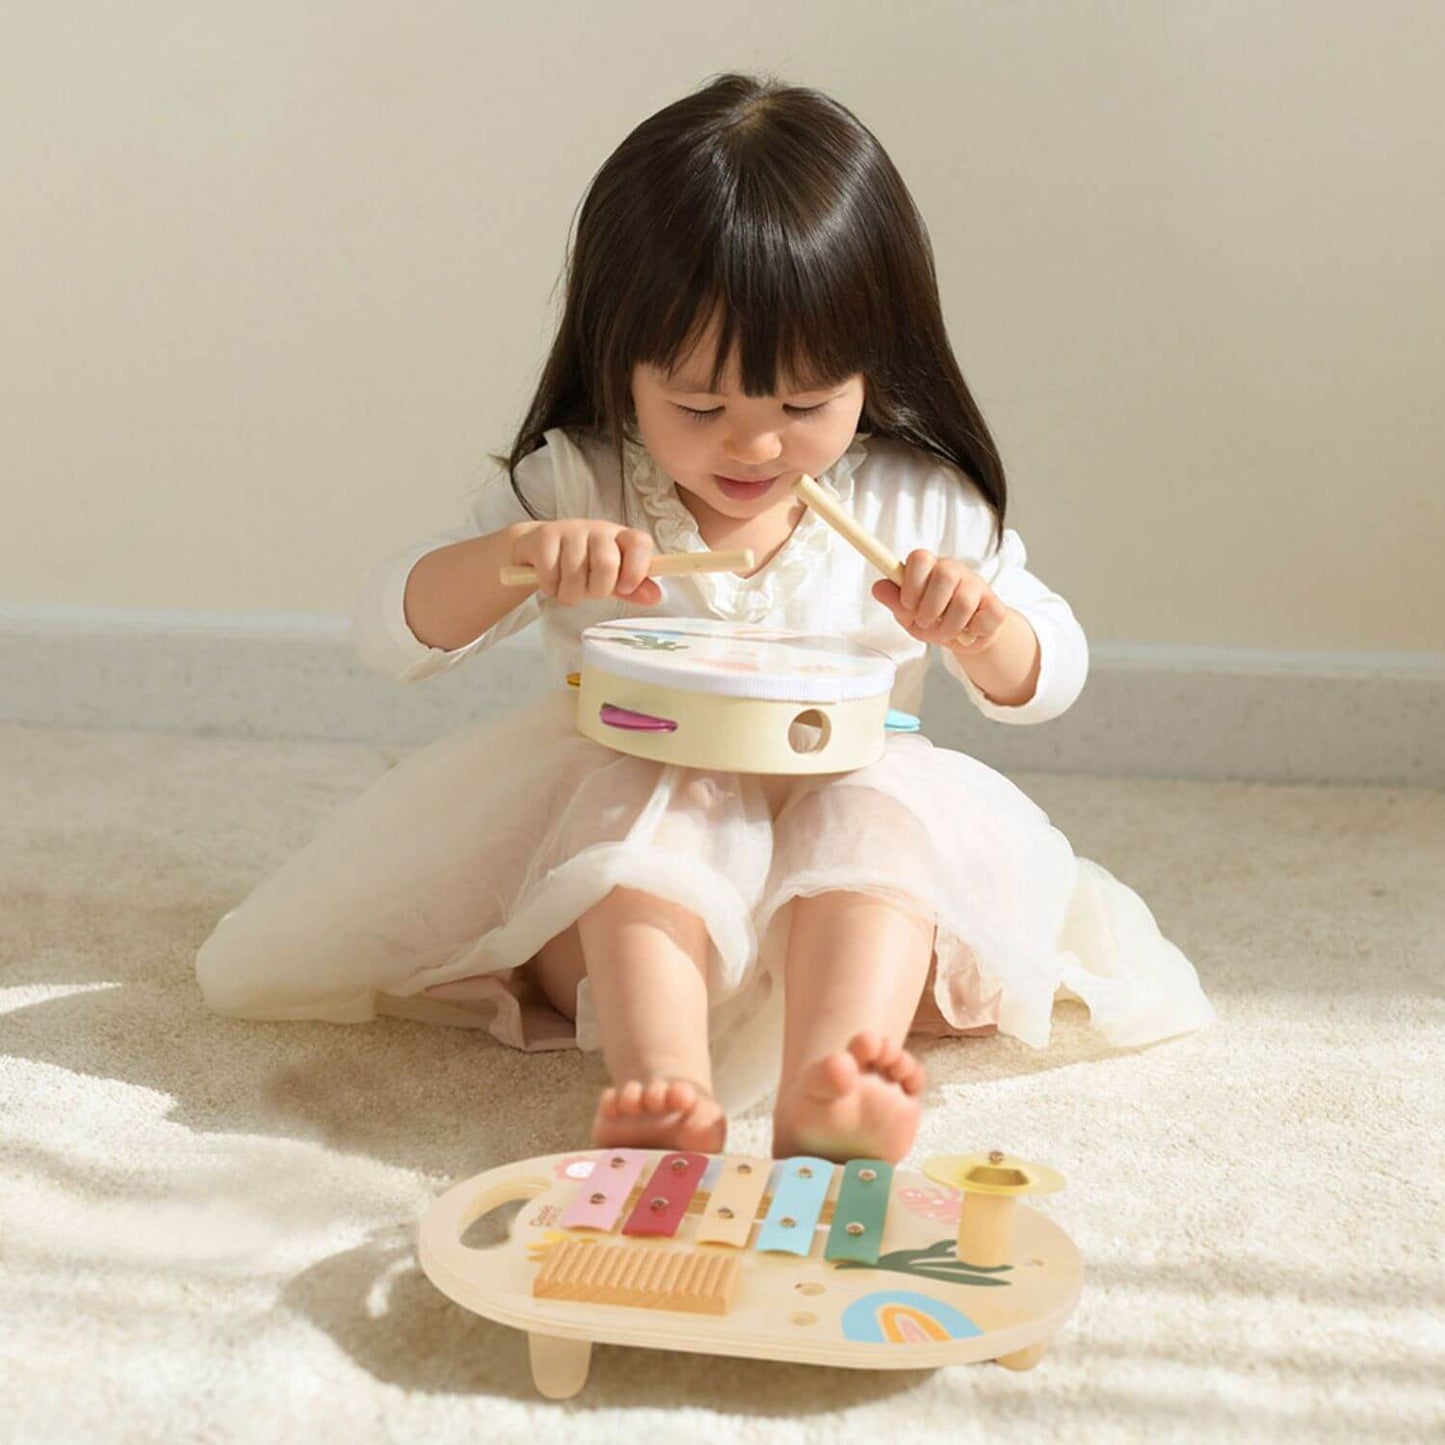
[418,1148,1080,1398]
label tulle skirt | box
[195,689,1215,1113]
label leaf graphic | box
[831,1236,1014,1288]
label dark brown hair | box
[493,71,1007,547]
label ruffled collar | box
[622,432,871,622]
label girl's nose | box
[722,432,783,466]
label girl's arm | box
[867,458,1087,723]
[934,545,1088,724]
[402,522,543,651]
[352,438,562,682]
[943,610,1042,708]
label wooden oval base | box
[418,1150,1083,1398]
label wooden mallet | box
[792,475,905,586]
[499,548,756,587]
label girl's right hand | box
[509,520,662,607]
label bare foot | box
[592,1078,727,1154]
[771,1031,926,1164]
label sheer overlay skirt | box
[196,690,1215,1112]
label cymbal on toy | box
[923,1150,1066,1272]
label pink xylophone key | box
[559,1149,651,1232]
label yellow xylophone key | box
[694,1155,773,1248]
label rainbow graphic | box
[841,1289,982,1344]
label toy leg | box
[996,1340,1049,1371]
[528,1331,592,1398]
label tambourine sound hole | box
[787,708,831,755]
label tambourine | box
[568,618,917,774]
[500,473,924,774]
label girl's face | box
[630,317,866,530]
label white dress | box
[195,428,1215,1114]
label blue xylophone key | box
[755,1156,834,1256]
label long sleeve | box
[935,526,1090,723]
[350,444,558,683]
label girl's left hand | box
[871,549,1009,651]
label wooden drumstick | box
[500,548,756,587]
[792,475,905,586]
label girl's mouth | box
[714,473,781,500]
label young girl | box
[196,73,1214,1165]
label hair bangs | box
[637,213,875,400]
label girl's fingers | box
[555,532,592,605]
[584,531,622,599]
[934,585,979,638]
[875,572,1005,646]
[953,595,1011,647]
[528,537,561,597]
[898,550,935,611]
[604,570,658,603]
[964,593,1007,639]
[915,572,965,630]
[615,535,655,598]
[952,595,1008,649]
[619,577,662,605]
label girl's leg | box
[530,924,586,1020]
[569,886,726,1152]
[771,890,934,1164]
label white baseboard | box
[3,606,1443,785]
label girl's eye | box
[674,402,829,423]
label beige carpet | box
[2,722,1441,1443]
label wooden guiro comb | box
[533,1239,741,1316]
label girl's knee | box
[587,886,706,934]
[577,888,712,976]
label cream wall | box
[4,1,1442,653]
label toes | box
[848,1032,919,1081]
[848,1031,883,1066]
[885,1051,916,1083]
[816,1049,860,1099]
[605,1078,710,1122]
